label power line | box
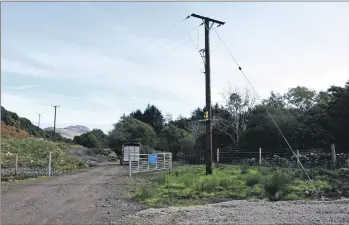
[123,16,191,64]
[132,23,203,68]
[109,24,205,83]
[184,21,206,67]
[213,28,312,181]
[138,33,205,70]
[142,16,191,49]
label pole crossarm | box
[190,14,225,26]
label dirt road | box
[1,162,146,225]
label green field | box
[134,165,349,207]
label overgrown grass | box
[1,137,88,178]
[133,165,342,207]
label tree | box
[164,113,173,125]
[219,85,256,146]
[326,81,349,152]
[158,124,194,158]
[85,134,100,148]
[170,114,190,131]
[262,91,286,110]
[129,109,144,121]
[108,117,157,155]
[239,104,301,149]
[74,129,108,148]
[186,120,205,142]
[284,86,317,112]
[129,104,165,134]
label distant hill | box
[1,106,73,143]
[44,125,90,140]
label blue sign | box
[148,154,158,165]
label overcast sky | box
[2,2,348,133]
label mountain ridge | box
[44,125,90,140]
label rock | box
[275,192,280,200]
[305,190,310,195]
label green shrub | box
[282,193,299,201]
[245,174,260,187]
[296,169,315,180]
[196,176,220,192]
[155,174,166,185]
[259,167,271,176]
[135,184,156,201]
[263,171,292,200]
[181,175,197,187]
[241,167,248,175]
[219,176,234,189]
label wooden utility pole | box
[51,105,60,141]
[38,113,41,128]
[190,13,225,175]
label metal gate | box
[128,153,172,177]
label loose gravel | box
[116,199,349,225]
[2,162,349,225]
[1,162,146,225]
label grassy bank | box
[134,165,349,207]
[1,137,88,180]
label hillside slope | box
[1,106,72,143]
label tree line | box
[74,80,349,157]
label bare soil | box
[1,162,146,225]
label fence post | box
[147,154,150,172]
[48,152,52,177]
[216,148,220,168]
[331,144,336,167]
[164,154,166,170]
[296,150,300,165]
[15,154,18,176]
[137,156,140,172]
[259,148,262,166]
[129,154,132,177]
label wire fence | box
[1,151,86,181]
[174,147,349,170]
[2,154,55,181]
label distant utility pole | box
[38,113,41,128]
[190,13,225,175]
[51,105,60,141]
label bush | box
[135,184,156,201]
[219,176,234,189]
[296,169,315,180]
[154,174,166,185]
[245,174,260,187]
[263,171,292,201]
[282,193,299,201]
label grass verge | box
[133,165,348,207]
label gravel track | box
[1,162,146,225]
[116,199,349,225]
[2,162,349,225]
